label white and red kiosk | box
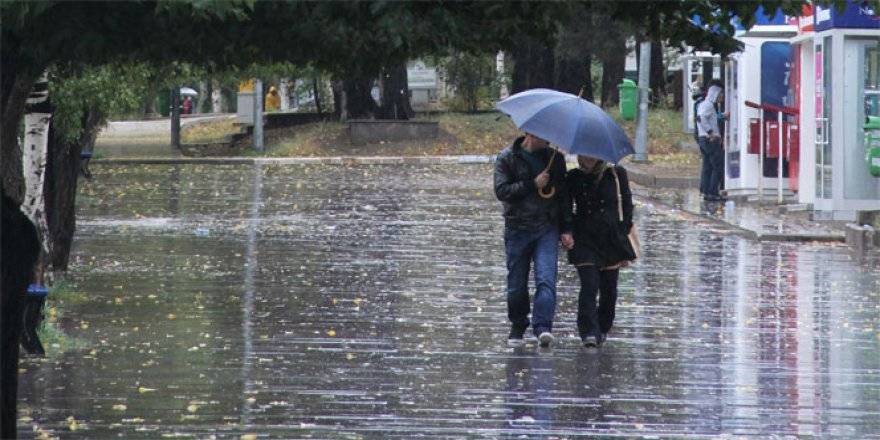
[792,2,880,220]
[724,2,880,220]
[723,12,799,201]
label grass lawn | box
[36,280,89,357]
[170,108,699,174]
[181,117,241,143]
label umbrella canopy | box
[496,88,634,164]
[180,87,198,96]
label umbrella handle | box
[538,186,556,199]
[537,148,558,199]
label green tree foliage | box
[49,64,152,142]
[441,52,496,113]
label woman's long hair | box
[585,160,610,185]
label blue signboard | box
[693,6,789,32]
[761,42,792,107]
[731,6,789,31]
[815,1,880,30]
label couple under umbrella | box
[494,89,639,348]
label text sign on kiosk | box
[814,1,880,31]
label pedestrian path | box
[18,163,880,438]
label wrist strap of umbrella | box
[612,166,623,222]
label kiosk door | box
[815,37,833,200]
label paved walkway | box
[18,163,880,438]
[94,114,233,157]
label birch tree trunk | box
[278,78,291,111]
[195,80,208,114]
[21,72,52,257]
[211,80,224,113]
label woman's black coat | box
[565,165,634,267]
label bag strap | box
[611,167,623,223]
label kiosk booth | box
[723,11,798,200]
[793,2,880,220]
[681,53,721,134]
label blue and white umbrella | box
[496,88,635,163]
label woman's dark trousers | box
[576,266,620,339]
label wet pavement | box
[640,186,846,241]
[17,163,880,439]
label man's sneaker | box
[508,327,526,347]
[582,337,597,348]
[538,332,554,348]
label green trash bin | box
[618,79,638,121]
[866,116,880,177]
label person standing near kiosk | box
[698,80,726,201]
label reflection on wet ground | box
[640,186,845,239]
[18,163,880,438]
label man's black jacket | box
[494,136,572,233]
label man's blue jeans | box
[699,136,724,197]
[504,226,559,336]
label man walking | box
[697,81,725,201]
[494,133,573,348]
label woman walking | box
[566,155,635,348]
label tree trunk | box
[600,47,626,108]
[2,71,40,206]
[1,190,41,440]
[278,78,291,111]
[341,76,377,120]
[650,39,666,107]
[672,70,684,110]
[496,51,509,99]
[313,77,323,116]
[555,55,593,101]
[510,37,555,94]
[141,82,159,118]
[195,80,208,114]
[0,47,44,440]
[211,80,224,113]
[44,108,102,272]
[331,79,343,120]
[21,72,52,259]
[378,62,413,120]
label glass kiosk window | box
[844,37,880,200]
[866,43,879,117]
